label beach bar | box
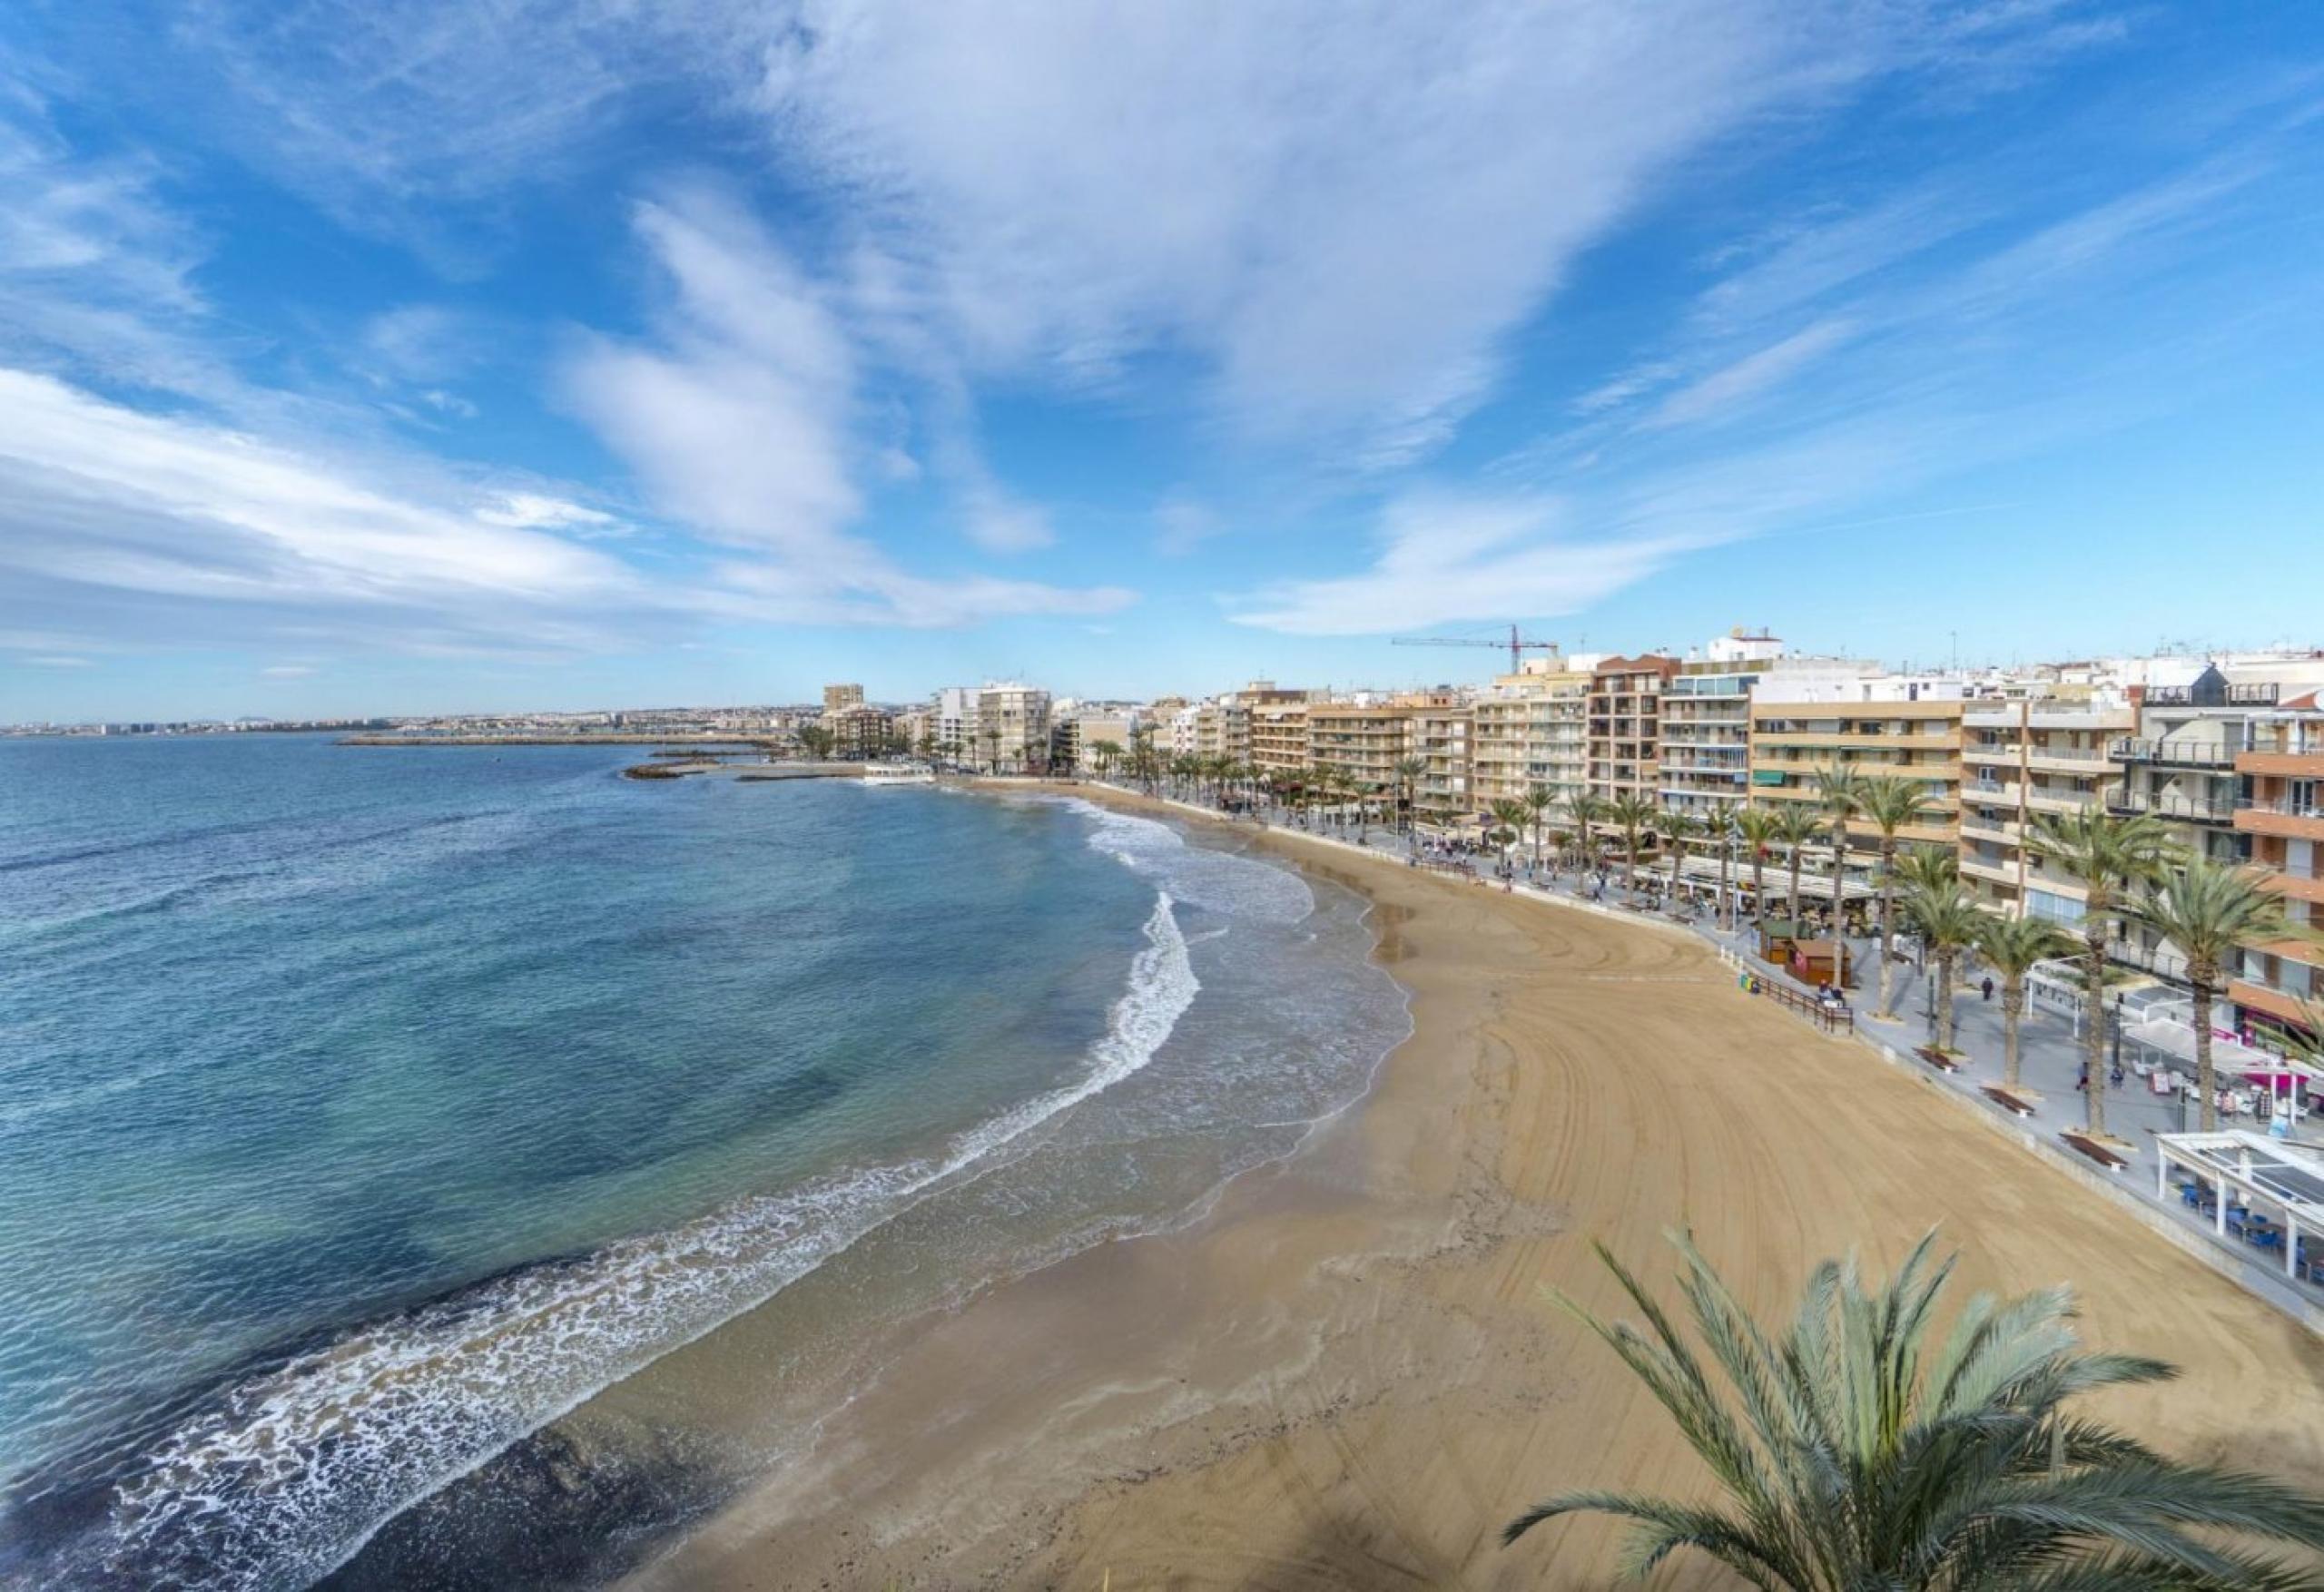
[2156,1129,2324,1285]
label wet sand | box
[621,788,2324,1590]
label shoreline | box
[608,783,2324,1589]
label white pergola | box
[2156,1130,2324,1283]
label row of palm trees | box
[1088,751,2319,1141]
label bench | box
[1915,1047,1962,1074]
[1981,1085,2036,1118]
[2059,1131,2130,1173]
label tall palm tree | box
[1976,913,2082,1090]
[980,722,1002,775]
[1565,791,1609,878]
[1699,806,1738,930]
[1393,755,1426,832]
[1853,775,1938,1018]
[1606,794,1657,906]
[1767,805,1822,929]
[2128,859,2310,1132]
[1089,738,1122,781]
[1489,798,1532,869]
[1504,1232,2324,1589]
[1735,806,1783,938]
[2030,809,2179,1138]
[1523,783,1556,871]
[1904,879,1984,1050]
[1814,766,1862,932]
[1652,809,1699,907]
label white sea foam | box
[1065,801,1314,925]
[92,892,1197,1592]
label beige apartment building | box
[1472,662,1591,814]
[1307,701,1413,791]
[1411,703,1474,825]
[1957,698,2133,920]
[1748,681,1964,864]
[1248,701,1311,776]
[1586,655,1678,803]
[975,683,1051,772]
[822,683,864,714]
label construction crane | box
[1391,624,1560,677]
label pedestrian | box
[2076,1062,2089,1093]
[1981,976,1994,1002]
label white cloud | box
[561,186,1128,621]
[1642,319,1857,431]
[1153,496,1223,556]
[473,492,617,531]
[261,663,318,678]
[23,654,95,668]
[1231,491,1697,635]
[749,0,1908,463]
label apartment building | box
[974,683,1051,772]
[1248,701,1311,776]
[822,683,865,714]
[1051,704,1138,773]
[1411,703,1473,825]
[1659,631,1784,816]
[2107,665,2274,870]
[1586,655,1678,803]
[2230,698,2324,1039]
[933,686,980,760]
[1957,697,2133,920]
[1307,700,1413,791]
[1472,658,1592,814]
[1748,675,1965,864]
[823,703,893,760]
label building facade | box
[1659,632,1785,816]
[2230,699,2324,1038]
[1748,678,1965,865]
[1249,702,1312,777]
[1586,655,1678,804]
[1958,698,2133,920]
[1306,701,1413,791]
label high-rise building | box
[1411,702,1473,825]
[1248,701,1311,776]
[822,683,865,714]
[1659,631,1785,816]
[1307,700,1413,791]
[1748,674,1965,871]
[1958,696,2134,921]
[975,683,1052,773]
[1586,654,1679,803]
[1472,657,1593,816]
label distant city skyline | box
[5,4,2323,723]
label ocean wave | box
[1063,801,1315,925]
[54,892,1196,1592]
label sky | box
[3,2,2322,722]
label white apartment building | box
[1659,629,1786,816]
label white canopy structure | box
[2157,1130,2324,1283]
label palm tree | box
[1089,738,1122,781]
[1767,805,1822,929]
[1486,798,1531,871]
[1565,791,1610,880]
[1606,794,1657,907]
[2128,860,2311,1132]
[1904,879,1984,1051]
[1814,766,1862,932]
[1853,775,1938,1018]
[1393,755,1426,832]
[980,723,1002,774]
[2029,810,2179,1138]
[1735,807,1782,938]
[1976,913,2082,1091]
[1652,809,1699,909]
[1699,806,1738,930]
[1504,1232,2324,1589]
[1523,783,1555,871]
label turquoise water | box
[0,736,1404,1588]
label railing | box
[2105,789,2241,822]
[2111,738,2240,769]
[1752,976,1856,1034]
[2239,796,2324,821]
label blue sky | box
[3,2,2321,721]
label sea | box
[0,735,1408,1590]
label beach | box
[622,784,2324,1590]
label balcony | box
[2104,788,2240,824]
[2111,737,2240,769]
[2235,797,2324,842]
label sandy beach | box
[620,786,2324,1590]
